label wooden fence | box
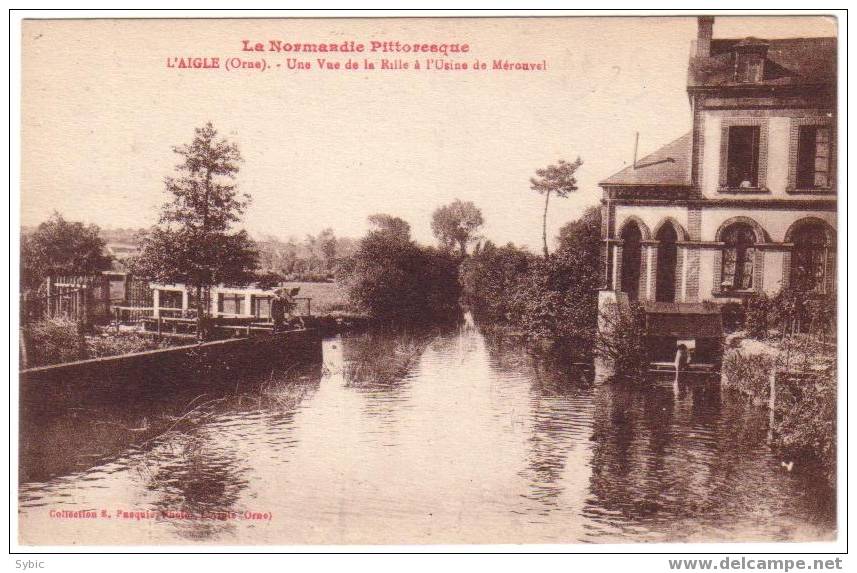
[20,284,91,327]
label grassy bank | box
[341,330,435,388]
[21,318,184,368]
[283,281,365,318]
[721,333,836,486]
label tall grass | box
[342,330,433,388]
[282,281,361,316]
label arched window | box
[791,223,834,294]
[655,223,678,302]
[721,224,756,291]
[620,222,642,301]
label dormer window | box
[736,52,764,83]
[733,38,769,84]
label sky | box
[21,16,837,250]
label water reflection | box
[584,378,832,542]
[519,359,593,516]
[143,431,248,541]
[19,326,835,545]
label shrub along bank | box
[460,206,602,358]
[721,334,836,487]
[339,215,461,325]
[21,318,181,369]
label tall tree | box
[317,227,337,269]
[20,212,112,291]
[430,199,484,256]
[367,213,412,242]
[342,214,460,323]
[530,157,583,257]
[132,123,258,333]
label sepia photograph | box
[12,10,844,552]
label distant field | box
[283,281,356,315]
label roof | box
[599,132,692,187]
[688,37,837,88]
[643,302,723,339]
[643,302,721,315]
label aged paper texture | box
[18,15,840,547]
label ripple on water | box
[17,329,836,545]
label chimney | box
[696,16,714,58]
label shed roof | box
[643,301,723,339]
[644,302,721,315]
[599,132,692,187]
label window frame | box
[253,295,273,319]
[217,292,245,315]
[789,224,835,295]
[788,117,835,194]
[718,118,769,194]
[711,217,767,297]
[719,224,757,293]
[735,52,764,83]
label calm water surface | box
[19,325,835,544]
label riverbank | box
[20,307,369,369]
[20,329,323,408]
[721,332,836,486]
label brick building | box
[599,17,836,317]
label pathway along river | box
[19,324,835,544]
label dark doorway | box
[620,223,642,301]
[656,224,678,302]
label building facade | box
[600,17,836,309]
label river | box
[18,324,835,545]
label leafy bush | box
[740,288,837,341]
[596,300,648,379]
[24,318,87,367]
[509,252,599,349]
[282,270,334,283]
[720,302,745,333]
[21,212,112,292]
[341,215,461,324]
[509,207,602,350]
[721,349,775,402]
[458,206,602,354]
[744,293,771,339]
[86,333,176,359]
[770,288,836,339]
[721,339,836,487]
[774,366,836,486]
[254,270,285,290]
[460,241,532,324]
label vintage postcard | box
[15,13,842,549]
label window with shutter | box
[796,125,832,190]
